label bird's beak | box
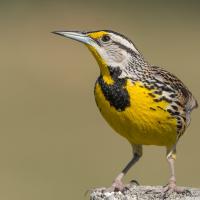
[52,31,93,45]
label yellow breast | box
[94,80,177,147]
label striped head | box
[53,30,147,82]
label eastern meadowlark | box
[53,30,198,193]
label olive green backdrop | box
[0,0,199,199]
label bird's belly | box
[94,80,177,147]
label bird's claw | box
[163,178,182,192]
[162,181,191,198]
[111,179,127,192]
[129,179,140,186]
[106,179,139,193]
[103,179,129,193]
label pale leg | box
[163,146,185,193]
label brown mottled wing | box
[150,65,198,113]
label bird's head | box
[53,30,146,83]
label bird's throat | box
[86,45,114,85]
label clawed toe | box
[129,179,140,186]
[163,184,183,193]
[111,180,127,192]
[162,182,191,198]
[104,179,129,192]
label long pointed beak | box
[52,31,93,45]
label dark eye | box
[101,35,111,42]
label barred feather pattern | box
[119,56,198,138]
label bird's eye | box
[101,35,111,42]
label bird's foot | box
[111,179,127,192]
[106,179,139,192]
[105,179,128,192]
[162,178,191,197]
[163,183,184,193]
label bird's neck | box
[87,45,149,84]
[120,55,149,80]
[87,45,115,84]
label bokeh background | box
[0,0,200,199]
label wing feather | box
[150,66,198,113]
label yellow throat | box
[86,31,114,85]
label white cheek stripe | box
[109,33,140,55]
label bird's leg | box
[163,146,185,193]
[111,144,142,191]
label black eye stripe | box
[112,41,138,56]
[92,34,139,56]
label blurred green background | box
[0,0,199,199]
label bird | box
[52,30,198,193]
